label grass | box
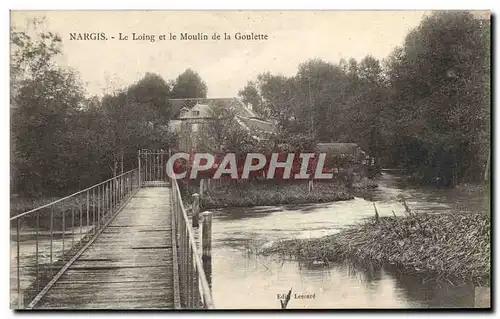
[11,190,117,231]
[352,178,379,190]
[10,196,60,217]
[261,197,490,285]
[194,180,354,209]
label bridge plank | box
[35,187,175,309]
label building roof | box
[169,97,258,119]
[316,143,362,156]
[235,115,276,135]
[178,103,213,119]
[169,97,276,144]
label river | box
[209,172,490,309]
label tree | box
[256,72,296,132]
[11,20,87,195]
[10,18,63,98]
[347,55,387,168]
[10,21,177,196]
[384,11,490,184]
[359,55,383,84]
[236,12,490,187]
[171,68,208,98]
[294,59,347,141]
[127,72,172,122]
[203,101,257,153]
[238,81,266,118]
[101,75,175,178]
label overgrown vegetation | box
[239,12,490,186]
[10,19,207,200]
[180,180,353,209]
[261,198,490,284]
[11,12,490,206]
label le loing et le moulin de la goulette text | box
[69,32,269,42]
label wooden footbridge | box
[10,150,214,309]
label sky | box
[11,10,432,98]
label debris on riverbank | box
[261,203,490,284]
[180,181,354,209]
[352,177,379,191]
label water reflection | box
[390,267,475,308]
[213,249,477,309]
[211,173,487,308]
[215,206,281,221]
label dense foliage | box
[238,12,490,186]
[11,12,490,197]
[10,21,205,197]
[170,68,208,99]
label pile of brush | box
[262,197,490,284]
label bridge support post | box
[192,194,200,228]
[201,211,212,289]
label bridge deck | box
[36,187,174,309]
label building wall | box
[178,119,215,152]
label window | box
[180,107,189,118]
[192,123,199,132]
[192,110,200,117]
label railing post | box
[62,208,65,261]
[97,185,101,229]
[18,290,23,309]
[146,151,149,184]
[85,191,89,231]
[192,193,200,228]
[36,211,39,291]
[138,150,141,187]
[71,206,75,247]
[50,207,53,265]
[200,179,205,198]
[201,211,212,289]
[16,218,21,308]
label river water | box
[210,172,490,309]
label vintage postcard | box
[10,10,491,310]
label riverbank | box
[352,178,379,191]
[184,181,355,209]
[10,196,60,217]
[261,209,490,284]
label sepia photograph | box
[9,10,491,310]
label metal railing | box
[10,169,140,309]
[138,149,169,186]
[170,174,214,309]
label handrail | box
[12,150,213,309]
[170,172,215,309]
[11,168,138,221]
[11,168,140,309]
